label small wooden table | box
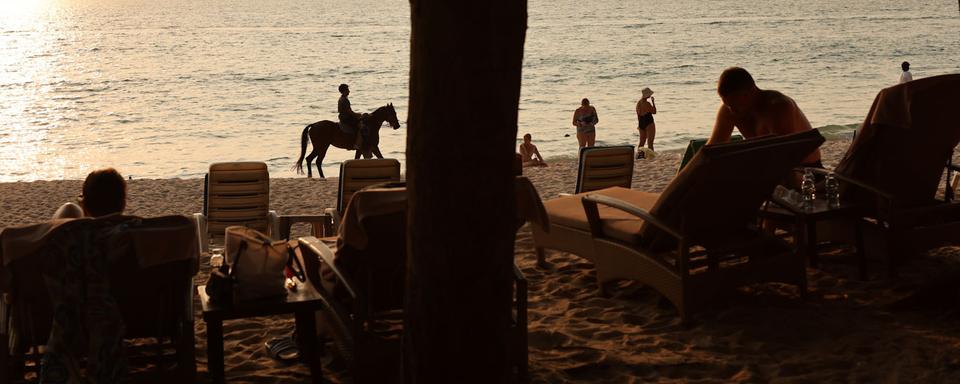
[197,281,327,383]
[763,197,867,278]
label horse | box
[293,103,401,178]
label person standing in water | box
[338,83,364,150]
[635,87,657,158]
[572,98,598,148]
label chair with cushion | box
[0,215,199,382]
[298,179,531,383]
[532,145,635,265]
[830,73,960,276]
[581,130,825,323]
[325,159,402,231]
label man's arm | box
[533,145,544,162]
[706,105,735,145]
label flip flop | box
[265,336,300,362]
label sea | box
[1,0,957,181]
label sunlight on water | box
[0,0,957,181]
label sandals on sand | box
[265,336,301,362]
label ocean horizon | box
[1,0,957,181]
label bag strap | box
[229,240,248,278]
[286,241,306,282]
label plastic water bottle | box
[801,170,816,210]
[825,174,840,208]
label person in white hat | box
[635,87,657,158]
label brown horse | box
[293,103,401,178]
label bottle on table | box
[825,174,840,208]
[801,169,816,210]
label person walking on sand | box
[572,98,598,148]
[338,83,364,150]
[707,67,822,171]
[636,87,657,158]
[519,133,548,167]
[899,61,913,84]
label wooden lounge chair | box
[532,145,635,265]
[0,215,198,382]
[324,159,401,231]
[580,130,825,323]
[195,162,278,252]
[830,73,960,276]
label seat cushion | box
[545,187,660,245]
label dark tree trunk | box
[404,1,527,383]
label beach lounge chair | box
[829,73,960,276]
[580,129,825,323]
[195,162,278,252]
[325,159,401,231]
[298,179,531,382]
[532,145,634,265]
[0,215,199,382]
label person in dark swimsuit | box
[635,87,657,158]
[572,98,598,148]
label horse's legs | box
[315,144,330,178]
[354,149,362,160]
[373,146,384,159]
[305,146,320,178]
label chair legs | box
[535,247,547,268]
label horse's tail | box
[293,124,311,174]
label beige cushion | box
[545,187,659,245]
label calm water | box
[1,0,957,181]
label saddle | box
[339,113,370,136]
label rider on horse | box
[338,83,365,150]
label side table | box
[762,197,868,279]
[197,280,327,383]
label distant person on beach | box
[519,133,548,167]
[338,83,364,150]
[899,61,913,84]
[53,168,127,219]
[707,67,822,169]
[572,98,598,148]
[636,87,657,158]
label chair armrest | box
[267,210,280,240]
[277,214,334,240]
[558,193,573,198]
[324,208,341,232]
[581,194,683,241]
[297,237,357,300]
[193,213,209,254]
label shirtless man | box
[519,133,547,167]
[707,67,822,168]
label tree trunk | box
[404,1,527,383]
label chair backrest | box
[640,130,826,250]
[678,135,744,173]
[6,215,197,352]
[205,162,270,243]
[575,146,635,193]
[335,184,407,314]
[337,159,402,213]
[835,74,960,208]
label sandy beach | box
[4,137,960,383]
